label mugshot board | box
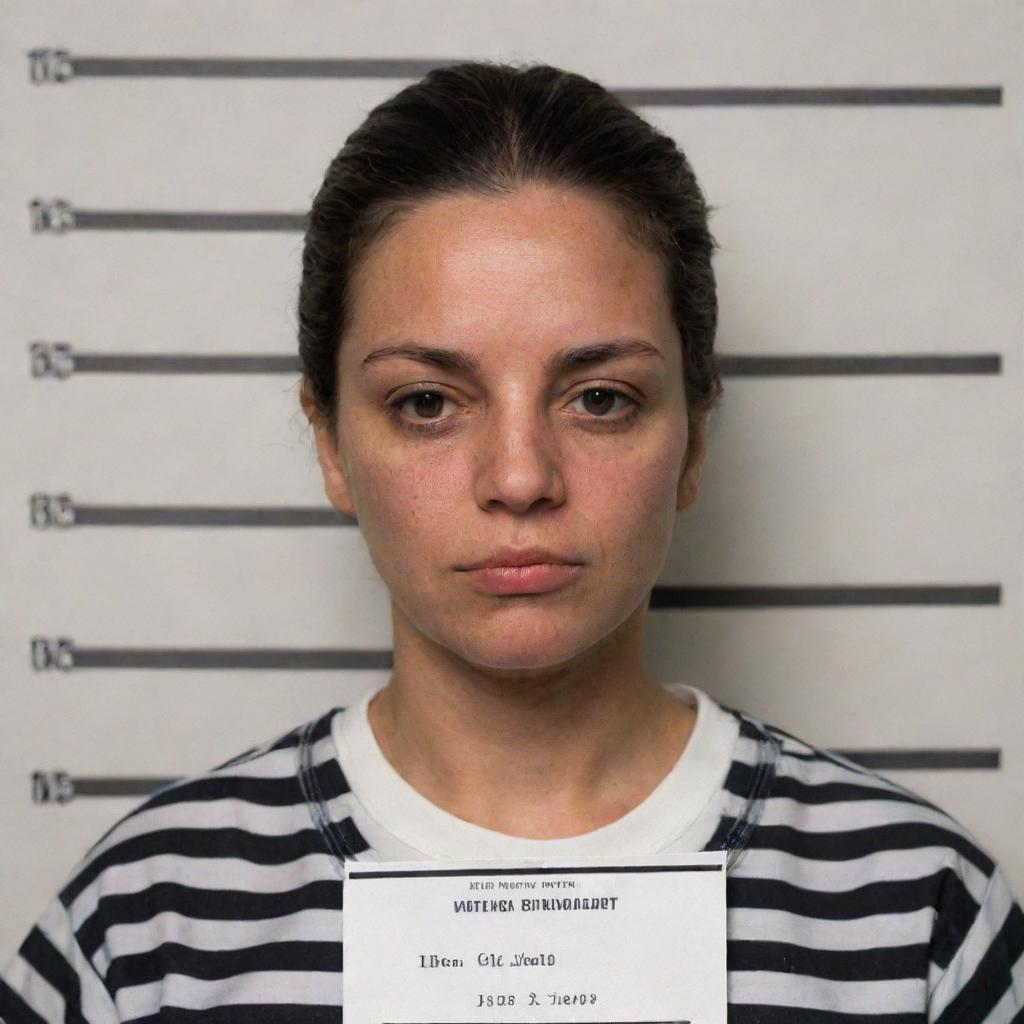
[0,0,1022,963]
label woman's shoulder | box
[716,704,1024,1018]
[724,703,1018,968]
[725,703,1002,885]
[64,704,350,902]
[1,706,353,1021]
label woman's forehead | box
[363,183,653,273]
[343,184,678,364]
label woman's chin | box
[449,629,600,676]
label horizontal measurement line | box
[648,585,1001,607]
[65,776,179,797]
[69,56,464,79]
[34,585,1000,669]
[28,209,1018,253]
[72,210,304,231]
[35,58,1004,106]
[717,354,1002,376]
[70,505,356,527]
[33,748,1003,800]
[834,749,1001,770]
[615,86,1002,106]
[26,594,1004,652]
[73,353,301,373]
[71,648,393,669]
[41,351,1004,377]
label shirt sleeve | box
[0,895,120,1024]
[928,862,1024,1022]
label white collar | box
[332,681,739,859]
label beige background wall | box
[1,0,1022,961]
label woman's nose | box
[473,407,566,514]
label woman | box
[2,60,1021,1023]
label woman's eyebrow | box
[360,338,665,374]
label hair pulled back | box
[298,59,722,437]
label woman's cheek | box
[620,453,685,552]
[364,455,460,541]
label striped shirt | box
[2,684,1022,1022]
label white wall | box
[1,0,1021,961]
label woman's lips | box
[463,562,584,595]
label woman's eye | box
[571,387,638,420]
[392,390,451,422]
[388,389,456,433]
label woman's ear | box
[676,411,709,511]
[300,381,358,519]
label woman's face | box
[306,182,706,675]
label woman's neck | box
[366,604,697,839]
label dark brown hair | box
[298,59,722,441]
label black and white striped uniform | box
[2,684,1022,1022]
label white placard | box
[343,852,727,1024]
